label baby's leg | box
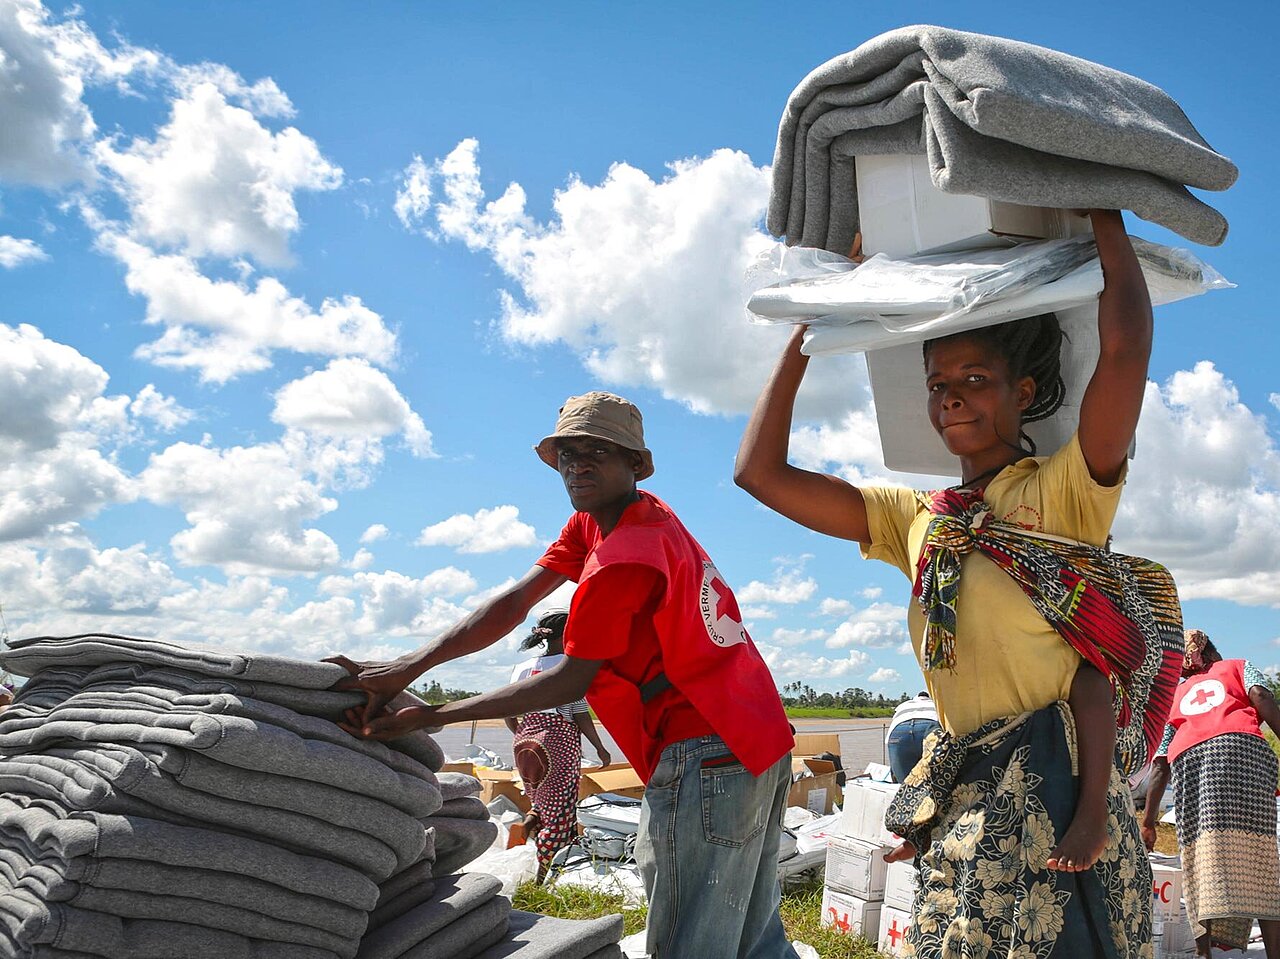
[1047,663,1115,872]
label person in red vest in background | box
[330,391,799,959]
[1143,629,1280,958]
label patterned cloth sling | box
[913,487,1184,776]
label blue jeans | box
[635,735,798,959]
[886,718,941,783]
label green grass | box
[512,876,883,957]
[785,706,895,719]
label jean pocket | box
[646,743,682,792]
[699,756,767,848]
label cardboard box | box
[788,758,842,815]
[883,857,916,911]
[439,761,476,776]
[840,779,900,847]
[476,769,532,814]
[820,887,882,938]
[825,834,890,900]
[578,764,645,801]
[878,904,914,956]
[1150,863,1184,923]
[855,153,1087,258]
[792,732,841,758]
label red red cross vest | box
[578,493,793,779]
[1164,658,1263,765]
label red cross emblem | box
[1179,679,1225,717]
[710,577,742,623]
[699,561,747,648]
[886,919,905,946]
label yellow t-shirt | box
[861,433,1125,737]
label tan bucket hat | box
[534,391,654,480]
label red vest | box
[1165,659,1263,765]
[579,493,793,779]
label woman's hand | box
[1140,823,1158,853]
[594,748,612,767]
[884,840,917,863]
[325,654,421,727]
[337,702,440,741]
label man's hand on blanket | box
[325,654,419,726]
[885,840,917,863]
[847,231,866,264]
[338,702,439,741]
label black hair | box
[519,610,568,651]
[923,312,1066,454]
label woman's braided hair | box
[519,610,568,651]
[923,312,1067,453]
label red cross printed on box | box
[887,920,905,947]
[826,907,850,934]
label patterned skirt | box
[887,702,1153,959]
[1172,731,1280,951]
[512,711,583,870]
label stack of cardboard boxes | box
[821,777,917,953]
[1150,856,1198,959]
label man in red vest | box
[331,391,798,959]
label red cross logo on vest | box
[1179,678,1225,717]
[699,560,747,648]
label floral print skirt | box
[888,702,1153,959]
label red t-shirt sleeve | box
[562,564,663,662]
[537,513,592,582]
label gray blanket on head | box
[767,24,1237,252]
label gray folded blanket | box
[472,910,625,959]
[430,818,499,877]
[768,24,1237,252]
[356,873,503,957]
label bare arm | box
[1249,683,1280,737]
[573,710,611,766]
[734,325,871,543]
[1077,210,1153,486]
[1141,756,1171,851]
[329,564,567,722]
[345,655,604,740]
[504,717,520,734]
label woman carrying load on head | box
[736,210,1180,958]
[1142,629,1280,958]
[506,611,611,879]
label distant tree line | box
[779,681,911,710]
[412,681,482,704]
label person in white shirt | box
[504,611,610,878]
[884,692,940,783]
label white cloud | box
[860,586,883,600]
[769,627,827,647]
[93,226,397,383]
[760,646,871,681]
[417,505,538,554]
[1270,393,1280,414]
[789,405,955,488]
[347,548,374,571]
[96,82,341,266]
[817,597,853,617]
[0,0,97,185]
[0,324,135,539]
[401,138,863,418]
[825,602,909,649]
[129,384,193,431]
[0,235,49,267]
[271,358,434,456]
[737,564,818,606]
[1113,363,1280,606]
[139,440,341,574]
[394,155,432,232]
[360,523,389,544]
[868,667,901,684]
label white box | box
[854,154,1086,259]
[840,779,900,847]
[825,834,890,900]
[866,301,1102,476]
[883,858,917,911]
[820,887,883,938]
[878,904,914,956]
[1150,863,1184,923]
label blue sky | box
[1,0,1277,695]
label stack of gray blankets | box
[0,633,623,959]
[768,24,1238,254]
